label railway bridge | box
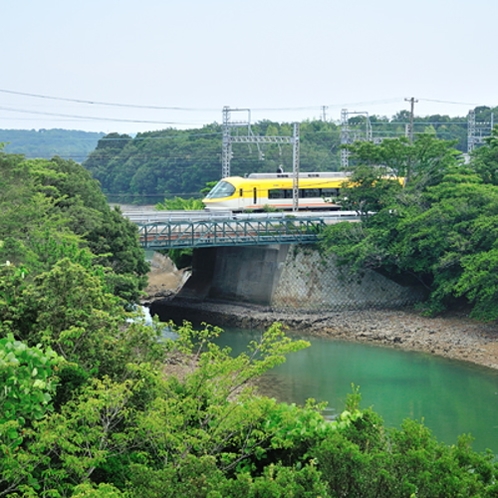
[124,209,423,311]
[124,210,361,249]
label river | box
[214,327,498,454]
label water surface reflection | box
[215,328,498,454]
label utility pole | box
[321,105,328,121]
[221,106,233,178]
[404,97,417,185]
[340,109,350,170]
[292,123,300,212]
[405,97,418,144]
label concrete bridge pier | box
[177,245,289,305]
[175,244,424,311]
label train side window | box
[299,189,318,198]
[269,189,284,199]
[322,188,339,197]
[253,187,257,204]
[303,188,320,198]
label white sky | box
[1,0,496,134]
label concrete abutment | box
[175,244,425,311]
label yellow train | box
[202,172,350,212]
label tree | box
[470,125,498,185]
[321,132,498,319]
[0,129,103,162]
[0,335,62,497]
[338,164,403,216]
[0,334,60,429]
[0,151,149,304]
[344,134,461,188]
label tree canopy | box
[0,149,149,304]
[320,129,498,320]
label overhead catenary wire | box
[0,87,489,116]
[0,87,494,139]
[0,88,402,113]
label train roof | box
[247,171,350,179]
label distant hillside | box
[82,110,484,203]
[0,128,104,162]
[82,122,343,204]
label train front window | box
[205,181,236,199]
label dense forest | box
[0,129,103,162]
[82,106,497,203]
[3,147,498,495]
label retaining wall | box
[176,244,424,311]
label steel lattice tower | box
[340,109,373,169]
[467,109,494,154]
[221,106,301,210]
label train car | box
[202,172,350,212]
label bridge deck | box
[125,210,360,249]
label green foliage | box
[0,334,60,427]
[0,263,36,338]
[455,248,498,320]
[165,248,193,269]
[36,376,137,486]
[4,139,498,495]
[0,151,149,304]
[71,482,125,497]
[126,457,329,497]
[133,322,312,472]
[344,133,461,189]
[156,196,204,211]
[82,121,344,202]
[81,112,487,202]
[2,317,498,496]
[0,336,62,496]
[312,412,498,498]
[85,207,149,302]
[321,133,498,320]
[201,180,218,195]
[338,164,403,215]
[470,125,498,185]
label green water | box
[215,328,498,454]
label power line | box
[0,88,219,112]
[0,105,195,125]
[0,89,405,113]
[419,97,483,106]
[2,88,487,115]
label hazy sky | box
[2,0,496,134]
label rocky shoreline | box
[144,253,498,372]
[150,297,498,372]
